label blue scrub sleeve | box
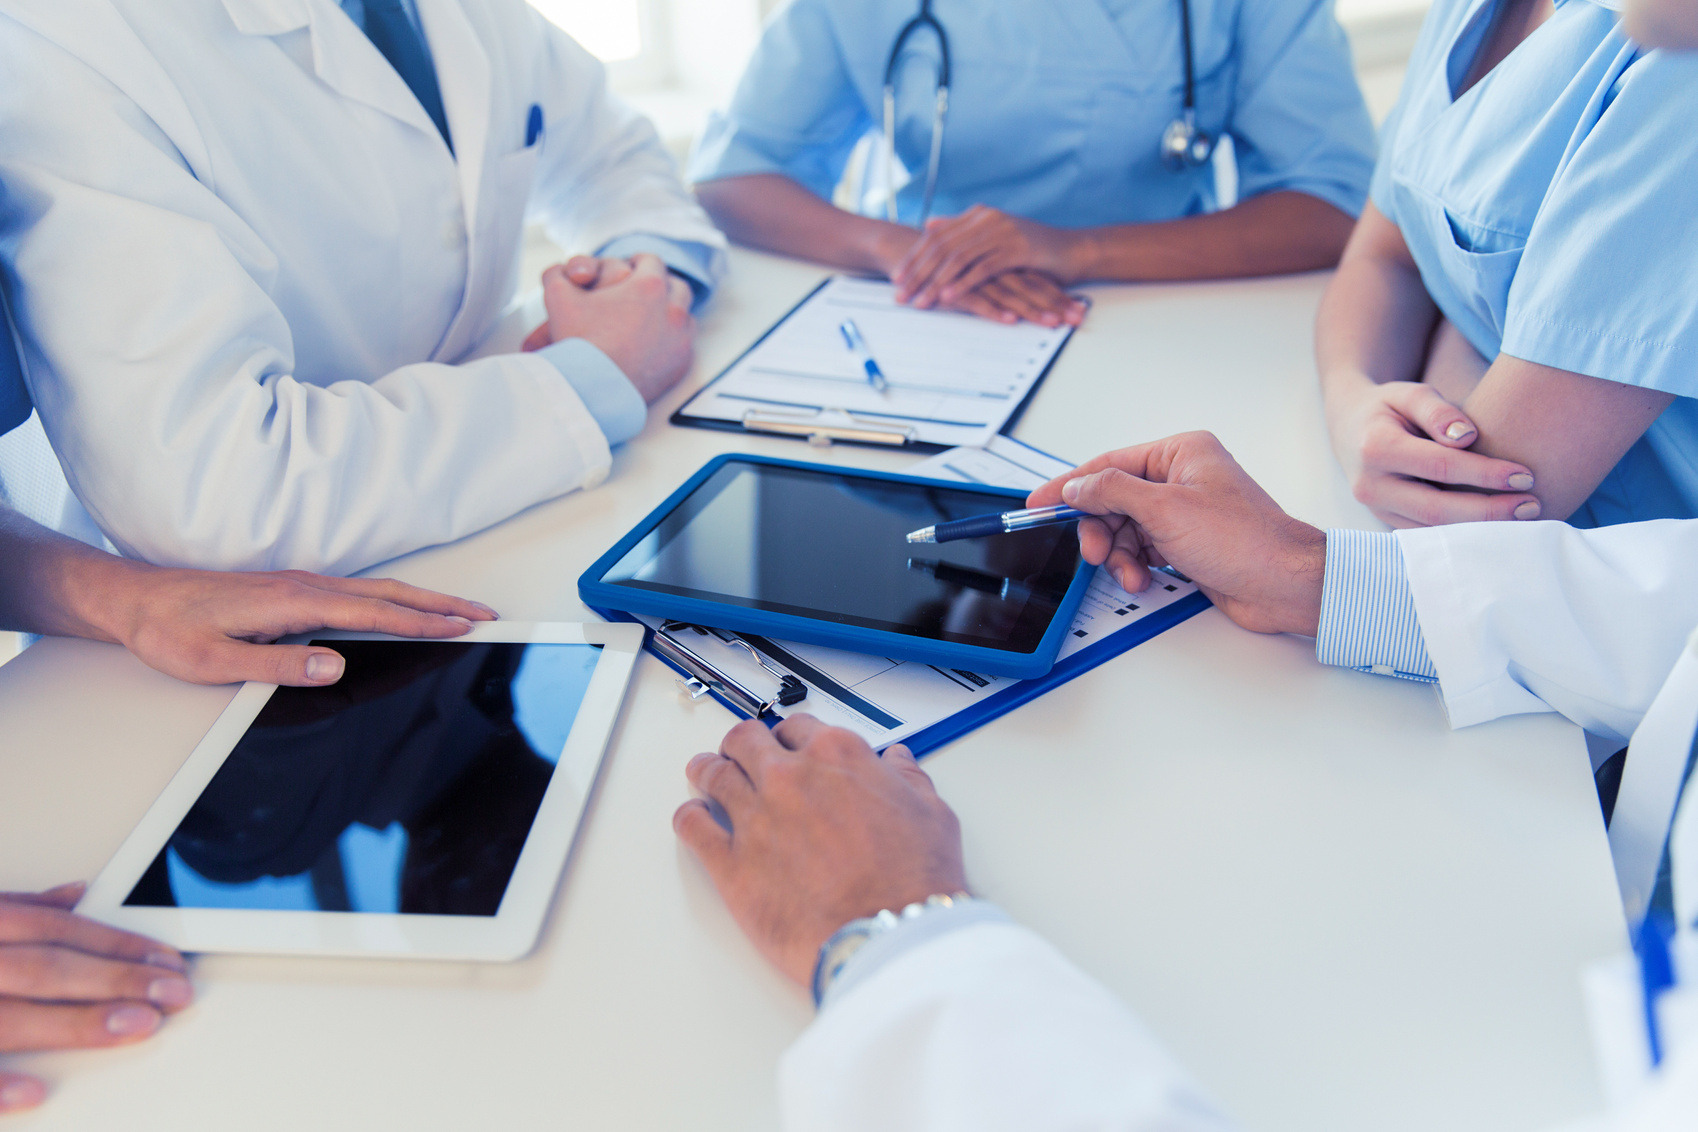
[536,338,648,446]
[1225,0,1378,217]
[596,233,718,309]
[686,0,871,200]
[1501,51,1698,397]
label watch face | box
[813,922,879,1005]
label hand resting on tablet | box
[0,504,497,686]
[0,882,192,1114]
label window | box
[528,0,671,88]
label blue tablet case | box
[578,453,1097,681]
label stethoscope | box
[880,0,1215,227]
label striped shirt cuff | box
[1316,530,1438,683]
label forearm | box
[695,174,915,276]
[0,508,139,643]
[1072,191,1355,283]
[1459,357,1676,521]
[1314,221,1438,399]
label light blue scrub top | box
[690,0,1377,228]
[1373,0,1698,527]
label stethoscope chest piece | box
[1161,110,1215,170]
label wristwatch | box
[811,891,972,1008]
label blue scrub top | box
[0,288,28,436]
[1373,0,1698,527]
[690,0,1377,229]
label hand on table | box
[1028,431,1329,636]
[0,883,191,1114]
[108,567,496,687]
[938,270,1088,328]
[673,715,967,988]
[1326,379,1540,528]
[529,253,695,404]
[892,205,1088,325]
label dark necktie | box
[361,0,454,154]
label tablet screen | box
[600,461,1081,653]
[123,640,602,918]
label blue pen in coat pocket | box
[525,103,545,147]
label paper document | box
[674,277,1075,449]
[644,436,1201,749]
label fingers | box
[521,321,551,352]
[892,212,970,301]
[685,750,755,817]
[1369,478,1543,527]
[1059,467,1161,521]
[0,883,86,911]
[563,255,603,287]
[672,800,732,876]
[0,902,186,972]
[0,946,193,1013]
[0,998,163,1054]
[665,272,695,312]
[1366,425,1536,493]
[0,1072,45,1113]
[284,573,499,623]
[944,286,1020,325]
[769,713,831,752]
[1382,382,1483,449]
[977,276,1056,327]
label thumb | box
[1060,467,1161,522]
[563,255,601,286]
[180,641,347,687]
[673,800,733,877]
[1386,383,1481,448]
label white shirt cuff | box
[1316,529,1439,683]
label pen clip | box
[740,408,915,448]
[651,625,807,717]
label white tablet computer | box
[78,622,642,962]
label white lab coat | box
[779,519,1698,1132]
[0,0,725,573]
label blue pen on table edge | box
[839,319,889,392]
[906,504,1088,544]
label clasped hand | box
[892,205,1088,328]
[522,253,695,404]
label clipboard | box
[671,276,1078,452]
[591,588,1208,759]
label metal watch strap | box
[811,891,972,1008]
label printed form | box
[643,436,1201,749]
[675,277,1074,449]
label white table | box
[0,249,1626,1132]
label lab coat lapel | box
[412,0,494,361]
[1612,628,1698,922]
[220,0,444,148]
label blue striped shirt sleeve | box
[1316,529,1438,683]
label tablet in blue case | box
[578,454,1095,680]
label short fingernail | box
[1444,421,1475,441]
[1061,480,1080,504]
[304,653,344,683]
[0,1080,44,1110]
[147,976,193,1009]
[1514,500,1542,520]
[144,949,187,973]
[1506,472,1534,491]
[471,602,499,619]
[106,1005,160,1036]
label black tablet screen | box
[600,461,1081,653]
[123,641,601,917]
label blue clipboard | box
[577,453,1096,681]
[587,587,1209,759]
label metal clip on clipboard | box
[652,623,808,719]
[740,407,917,449]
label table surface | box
[0,249,1626,1132]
